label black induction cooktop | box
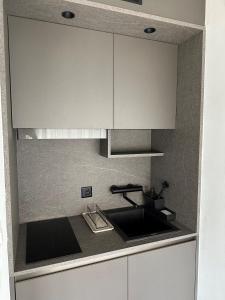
[26,217,81,264]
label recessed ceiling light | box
[62,11,75,19]
[144,27,156,34]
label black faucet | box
[110,184,143,208]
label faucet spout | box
[122,192,139,208]
[110,184,143,208]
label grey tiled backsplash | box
[17,139,151,223]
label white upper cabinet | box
[8,16,114,129]
[114,34,177,129]
[9,17,177,130]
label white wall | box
[198,0,225,299]
[0,85,10,300]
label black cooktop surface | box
[26,217,81,264]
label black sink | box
[104,206,178,241]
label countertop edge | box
[14,232,197,282]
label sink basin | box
[104,206,178,241]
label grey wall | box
[0,1,19,300]
[0,0,19,278]
[151,33,203,232]
[89,0,205,25]
[17,139,151,223]
[111,130,152,153]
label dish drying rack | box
[82,204,114,233]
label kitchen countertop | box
[15,214,197,282]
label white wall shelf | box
[100,130,164,158]
[109,152,164,158]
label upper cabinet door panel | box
[9,17,113,129]
[114,34,177,129]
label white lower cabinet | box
[16,241,196,300]
[128,241,196,300]
[16,257,127,300]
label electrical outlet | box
[81,186,92,198]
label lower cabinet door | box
[128,241,196,300]
[16,257,127,300]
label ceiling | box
[5,0,204,44]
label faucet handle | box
[110,184,143,194]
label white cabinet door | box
[16,257,127,300]
[9,16,113,129]
[114,34,177,129]
[128,241,196,300]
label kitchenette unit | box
[0,0,205,300]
